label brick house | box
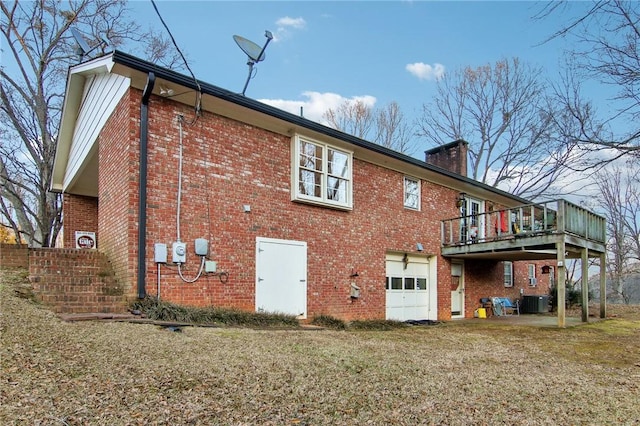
[51,51,606,324]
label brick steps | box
[28,248,127,314]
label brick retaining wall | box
[1,243,29,268]
[1,244,127,314]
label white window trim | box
[528,264,537,286]
[504,261,513,287]
[291,135,353,210]
[403,176,420,210]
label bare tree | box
[323,100,415,155]
[373,102,414,155]
[593,165,640,303]
[537,1,640,161]
[1,0,180,247]
[416,58,581,199]
[624,170,640,264]
[324,99,375,141]
[536,1,640,302]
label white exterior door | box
[461,198,484,242]
[451,262,465,318]
[385,253,436,321]
[255,238,307,318]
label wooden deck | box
[440,199,607,327]
[441,199,606,260]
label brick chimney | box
[425,139,468,177]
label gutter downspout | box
[137,72,155,299]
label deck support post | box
[581,248,589,322]
[556,240,566,328]
[599,252,607,319]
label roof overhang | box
[52,55,117,193]
[52,50,531,207]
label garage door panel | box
[385,254,433,321]
[386,291,405,309]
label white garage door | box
[386,253,435,321]
[255,237,307,318]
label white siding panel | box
[64,73,129,190]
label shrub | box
[131,297,300,328]
[348,319,408,331]
[549,285,590,311]
[311,314,347,330]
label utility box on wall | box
[350,282,361,299]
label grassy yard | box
[1,269,639,425]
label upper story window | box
[404,176,420,210]
[293,135,352,209]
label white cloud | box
[406,62,445,81]
[273,16,306,42]
[276,16,306,29]
[259,91,377,124]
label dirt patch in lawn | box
[2,269,639,425]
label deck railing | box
[441,199,606,247]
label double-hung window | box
[293,135,352,209]
[404,176,420,210]
[528,264,537,286]
[504,261,513,287]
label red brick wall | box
[463,260,553,316]
[0,243,28,268]
[97,89,138,300]
[83,88,552,321]
[110,93,464,321]
[62,194,98,248]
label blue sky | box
[129,1,612,154]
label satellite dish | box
[70,27,111,61]
[71,27,91,59]
[233,35,266,62]
[233,30,274,95]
